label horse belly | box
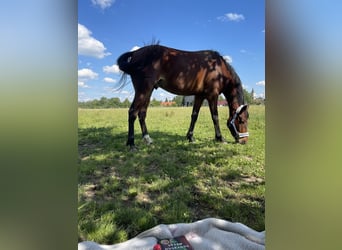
[159,68,206,95]
[159,79,203,95]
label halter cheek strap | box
[229,105,249,139]
[235,104,245,114]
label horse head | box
[228,104,249,144]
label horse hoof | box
[187,135,195,143]
[143,134,153,145]
[215,137,226,143]
[129,145,138,152]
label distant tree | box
[253,97,265,105]
[79,97,129,109]
[243,88,253,105]
[78,87,264,109]
[149,98,161,107]
[99,97,107,107]
[122,98,131,108]
[108,97,120,108]
[251,88,255,100]
[173,95,183,106]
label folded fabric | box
[78,218,265,250]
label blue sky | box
[78,0,265,102]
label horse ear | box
[236,104,248,114]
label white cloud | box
[218,13,245,22]
[223,55,233,64]
[91,0,115,9]
[130,46,140,51]
[256,80,265,86]
[78,91,85,101]
[103,77,117,83]
[157,90,176,100]
[78,68,98,81]
[78,81,90,88]
[225,13,245,21]
[78,23,111,58]
[103,64,121,74]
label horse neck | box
[223,87,245,116]
[220,58,245,115]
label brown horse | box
[117,44,249,149]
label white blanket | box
[78,218,265,250]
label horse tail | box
[117,51,135,75]
[112,51,134,91]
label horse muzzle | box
[237,135,249,144]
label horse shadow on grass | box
[78,126,265,243]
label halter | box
[228,105,249,139]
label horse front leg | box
[208,96,224,142]
[186,96,204,142]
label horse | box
[117,44,249,149]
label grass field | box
[78,105,265,244]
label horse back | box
[118,45,236,96]
[157,47,228,95]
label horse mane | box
[220,55,245,105]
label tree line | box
[78,89,264,109]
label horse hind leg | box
[127,105,138,150]
[208,97,225,142]
[186,96,204,142]
[138,110,153,145]
[127,95,152,150]
[137,84,155,145]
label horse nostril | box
[239,138,248,144]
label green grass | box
[78,105,265,244]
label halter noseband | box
[228,105,249,139]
